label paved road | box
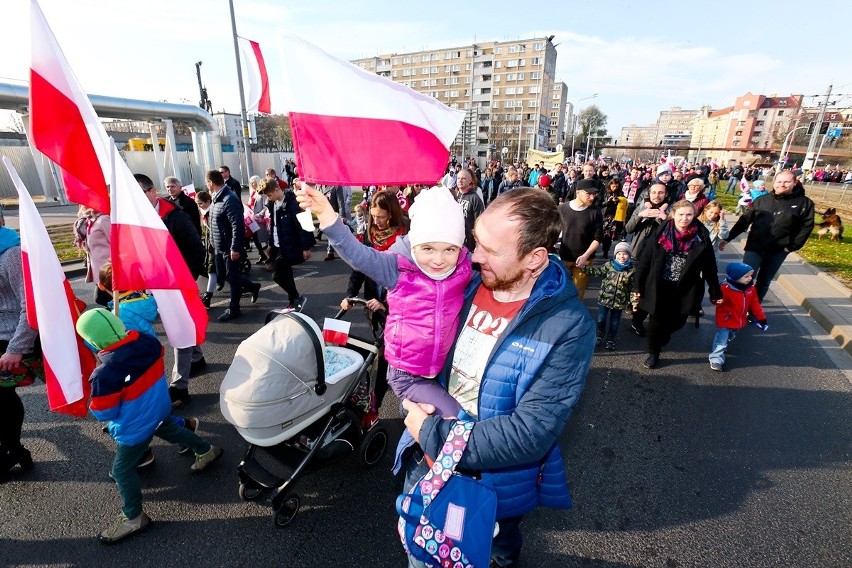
[1,245,851,567]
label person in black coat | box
[720,170,815,302]
[206,170,260,322]
[262,178,315,311]
[164,177,201,236]
[219,165,243,201]
[634,199,722,369]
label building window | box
[482,74,491,81]
[403,56,411,64]
[518,59,526,66]
[507,60,518,68]
[518,72,525,80]
[494,88,500,95]
[531,72,541,79]
[778,110,784,116]
[369,61,375,68]
[421,55,429,63]
[552,102,559,109]
[779,100,787,106]
[529,86,539,94]
[465,63,472,70]
[743,100,751,107]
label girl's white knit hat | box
[407,186,465,248]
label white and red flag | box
[29,0,111,214]
[740,177,750,193]
[110,155,208,348]
[278,36,464,186]
[238,37,271,114]
[30,0,207,348]
[322,317,351,346]
[3,157,95,417]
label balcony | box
[474,54,493,64]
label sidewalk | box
[774,251,852,357]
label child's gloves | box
[754,319,768,331]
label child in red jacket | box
[709,262,767,371]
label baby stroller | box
[220,298,388,528]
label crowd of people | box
[2,153,817,565]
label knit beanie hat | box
[753,180,766,188]
[76,308,127,351]
[656,164,672,175]
[538,174,552,188]
[726,262,753,282]
[407,186,465,248]
[613,241,632,257]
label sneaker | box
[642,354,658,369]
[218,309,242,322]
[290,295,307,312]
[191,445,223,473]
[605,340,616,351]
[136,449,155,469]
[189,357,207,376]
[710,362,724,372]
[631,323,646,337]
[98,512,151,544]
[178,418,199,455]
[169,386,191,407]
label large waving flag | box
[30,0,207,349]
[3,157,95,417]
[29,0,111,214]
[278,36,464,186]
[238,36,271,114]
[110,153,208,348]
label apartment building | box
[351,36,559,164]
[549,82,568,150]
[689,93,803,163]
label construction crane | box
[196,61,212,113]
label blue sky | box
[3,0,851,136]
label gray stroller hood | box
[220,312,363,447]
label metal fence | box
[0,146,295,199]
[804,182,852,211]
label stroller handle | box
[333,298,385,344]
[333,297,368,319]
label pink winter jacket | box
[384,252,472,377]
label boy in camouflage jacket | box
[584,241,637,350]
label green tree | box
[254,114,292,152]
[577,105,611,153]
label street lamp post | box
[568,93,597,164]
[778,126,808,170]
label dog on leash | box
[817,208,844,242]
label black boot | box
[200,292,212,309]
[5,446,33,471]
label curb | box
[775,252,852,358]
[62,261,87,279]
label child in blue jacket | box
[76,308,222,545]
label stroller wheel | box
[238,482,266,502]
[358,427,388,468]
[273,494,300,528]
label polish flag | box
[238,37,271,114]
[30,1,207,349]
[740,177,750,192]
[322,317,351,346]
[278,36,464,186]
[182,184,196,198]
[3,157,95,417]
[110,154,208,348]
[29,0,111,214]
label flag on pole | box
[278,36,464,186]
[30,0,207,349]
[110,154,208,348]
[238,37,271,114]
[182,184,196,198]
[29,0,111,214]
[740,176,750,193]
[3,157,95,417]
